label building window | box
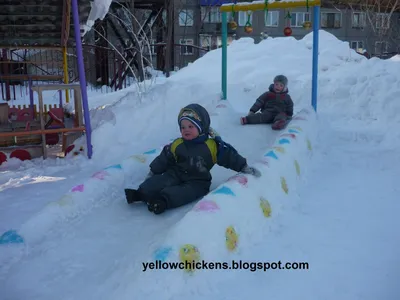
[180,39,194,55]
[201,7,221,23]
[374,41,389,54]
[352,12,366,28]
[376,13,390,29]
[265,11,279,27]
[238,11,253,26]
[199,34,211,57]
[179,9,194,26]
[350,41,364,52]
[321,12,342,28]
[290,12,310,27]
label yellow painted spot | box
[260,197,272,217]
[129,155,147,163]
[294,160,301,176]
[50,195,74,207]
[179,244,200,273]
[307,139,312,151]
[273,146,285,154]
[281,177,288,194]
[226,226,238,252]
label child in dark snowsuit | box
[240,75,294,130]
[125,103,261,215]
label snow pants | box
[138,171,210,209]
[246,111,288,124]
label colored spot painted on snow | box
[193,200,220,212]
[55,195,74,207]
[258,158,270,166]
[307,139,312,151]
[143,149,157,155]
[281,177,288,194]
[273,146,285,154]
[91,170,109,180]
[278,138,290,145]
[104,164,122,170]
[212,186,235,196]
[294,160,301,176]
[0,230,24,245]
[129,154,147,163]
[292,116,307,121]
[71,184,84,192]
[288,129,300,134]
[226,226,238,252]
[179,244,200,273]
[260,198,272,218]
[288,126,303,132]
[264,151,278,160]
[154,246,173,262]
[227,174,248,186]
[281,133,296,139]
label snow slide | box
[0,100,285,300]
[109,106,317,299]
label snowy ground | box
[1,30,400,299]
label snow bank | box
[120,105,317,298]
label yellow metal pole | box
[220,0,321,12]
[63,47,70,103]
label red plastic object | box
[10,149,32,161]
[0,152,7,165]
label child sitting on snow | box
[240,75,294,130]
[125,103,261,215]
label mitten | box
[240,117,247,125]
[241,164,262,177]
[147,198,167,215]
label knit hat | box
[274,75,288,89]
[178,108,203,134]
[178,103,211,135]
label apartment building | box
[173,0,400,68]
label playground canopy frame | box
[219,0,321,111]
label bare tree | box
[332,0,400,56]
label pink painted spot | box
[281,133,296,139]
[91,170,108,180]
[71,184,84,192]
[193,200,219,212]
[228,174,248,186]
[292,116,307,121]
[258,158,270,166]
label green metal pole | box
[221,11,227,100]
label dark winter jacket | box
[149,137,247,185]
[250,84,294,116]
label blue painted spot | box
[288,129,299,134]
[212,186,235,196]
[0,230,24,245]
[104,164,122,170]
[154,246,173,262]
[264,151,278,160]
[279,138,290,144]
[143,149,157,155]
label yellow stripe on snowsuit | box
[170,138,217,165]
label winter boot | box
[124,189,142,204]
[272,119,287,130]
